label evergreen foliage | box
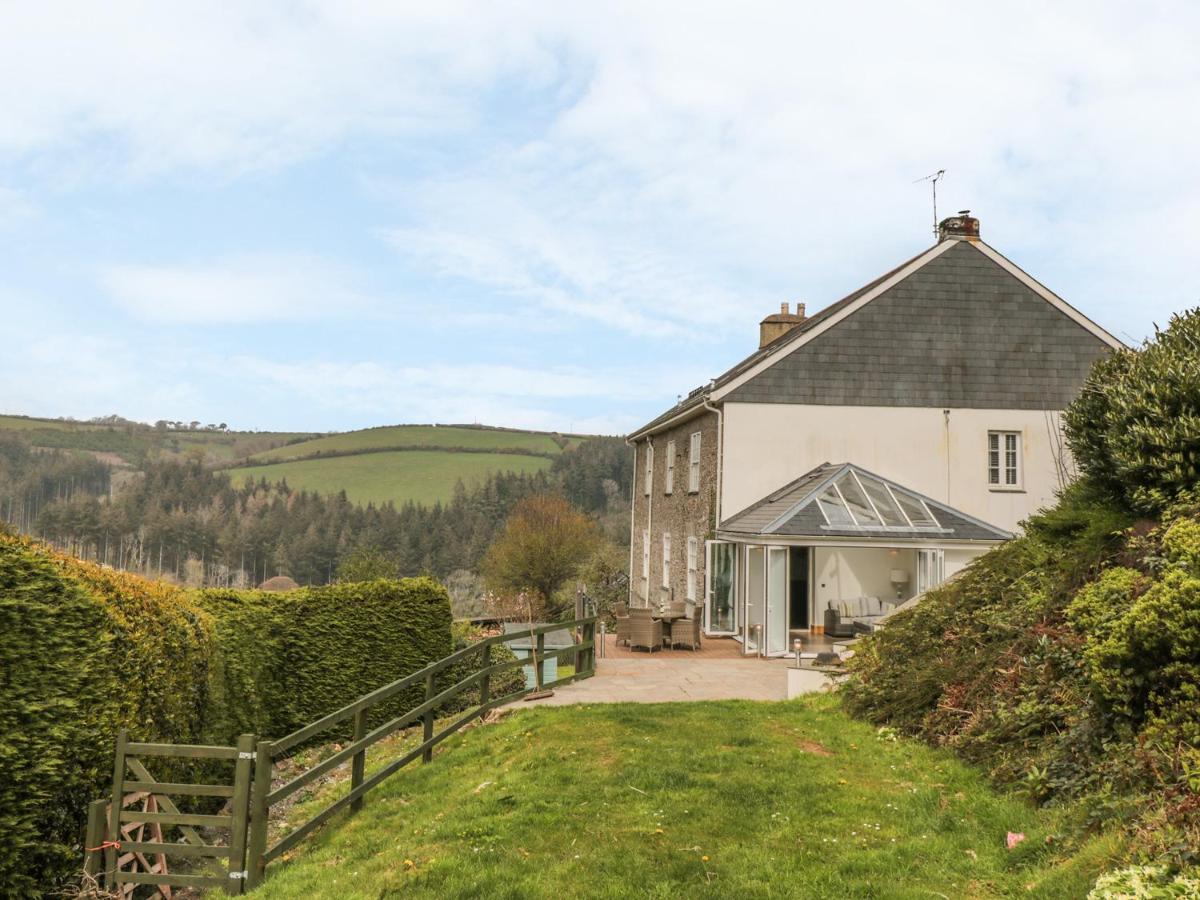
[1065,307,1200,513]
[0,434,631,589]
[198,579,453,742]
[0,529,214,894]
[1,528,455,890]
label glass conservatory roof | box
[718,462,1011,542]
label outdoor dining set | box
[612,600,702,652]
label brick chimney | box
[938,209,980,241]
[759,302,806,348]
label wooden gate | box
[83,732,256,895]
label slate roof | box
[629,237,1120,439]
[718,462,1011,543]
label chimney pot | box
[937,211,980,241]
[758,300,806,348]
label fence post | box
[83,798,107,880]
[422,672,435,763]
[536,631,546,687]
[351,708,368,813]
[479,643,492,709]
[226,734,255,894]
[105,729,127,885]
[245,740,274,890]
[583,618,595,677]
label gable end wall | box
[724,241,1111,409]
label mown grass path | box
[251,696,1119,899]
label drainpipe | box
[624,434,654,608]
[702,390,724,640]
[943,409,951,505]
[702,390,723,527]
[625,440,637,607]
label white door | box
[766,547,788,656]
[705,540,737,634]
[744,546,764,653]
[916,549,945,594]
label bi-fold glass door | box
[705,540,737,634]
[740,544,790,657]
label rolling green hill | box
[227,449,555,507]
[247,424,572,463]
[2,414,608,510]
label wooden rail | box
[245,615,596,885]
[85,613,597,893]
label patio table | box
[651,611,685,647]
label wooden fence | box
[83,614,596,894]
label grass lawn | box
[226,449,555,507]
[247,424,567,463]
[251,696,1119,898]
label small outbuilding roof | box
[501,623,576,650]
[719,462,1011,543]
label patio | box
[598,630,843,660]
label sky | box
[1,2,1198,435]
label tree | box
[336,545,397,582]
[482,494,599,617]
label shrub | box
[198,578,453,743]
[0,530,213,894]
[1065,308,1200,514]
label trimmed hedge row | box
[197,578,453,742]
[0,530,214,895]
[0,529,454,893]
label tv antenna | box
[913,169,945,239]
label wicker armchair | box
[628,607,663,652]
[668,614,701,651]
[613,601,631,647]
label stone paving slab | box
[524,656,797,705]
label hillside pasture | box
[247,424,569,463]
[227,449,554,507]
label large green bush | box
[1065,307,1200,513]
[843,490,1200,873]
[198,578,453,743]
[0,530,214,894]
[1,528,456,892]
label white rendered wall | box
[812,547,918,614]
[721,403,1070,534]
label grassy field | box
[227,450,555,507]
[247,424,569,463]
[251,696,1120,899]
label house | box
[626,212,1122,656]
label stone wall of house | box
[630,409,719,613]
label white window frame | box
[662,533,671,589]
[643,443,654,496]
[988,430,1022,489]
[688,432,702,493]
[665,440,675,494]
[641,528,650,587]
[686,536,698,602]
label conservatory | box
[704,462,1011,656]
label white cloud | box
[100,255,372,323]
[233,356,705,432]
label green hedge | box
[1,526,455,892]
[0,530,214,895]
[197,579,453,744]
